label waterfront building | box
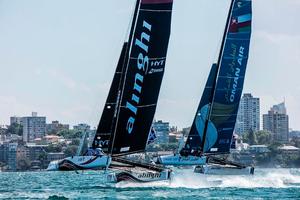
[0,126,6,142]
[7,143,18,171]
[73,123,91,132]
[235,93,260,135]
[278,145,299,154]
[46,121,69,134]
[248,145,270,153]
[289,130,300,139]
[0,143,7,164]
[152,120,170,144]
[47,152,65,163]
[22,112,46,142]
[25,143,48,161]
[263,102,289,143]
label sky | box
[0,0,299,130]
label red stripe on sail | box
[237,21,251,29]
[141,0,173,4]
[229,17,251,33]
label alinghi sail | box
[108,0,173,156]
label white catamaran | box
[158,0,254,175]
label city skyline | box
[0,0,300,129]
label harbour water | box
[0,168,299,199]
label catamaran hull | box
[46,156,111,171]
[107,169,172,183]
[194,165,255,175]
[157,154,207,166]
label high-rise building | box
[22,112,46,142]
[263,102,289,142]
[235,93,260,135]
[152,120,169,144]
[7,143,17,171]
[46,121,69,134]
[10,116,22,125]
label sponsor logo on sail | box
[126,20,152,134]
[229,45,245,103]
[148,59,165,74]
[225,43,245,103]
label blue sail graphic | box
[195,105,218,152]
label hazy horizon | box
[0,0,299,130]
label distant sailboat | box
[158,0,254,175]
[47,0,174,178]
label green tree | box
[38,152,48,169]
[268,142,281,156]
[45,144,63,153]
[71,138,80,146]
[291,137,300,148]
[63,145,78,157]
[6,123,23,136]
[58,130,82,139]
[256,130,272,145]
[243,129,257,145]
[17,158,31,171]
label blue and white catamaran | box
[158,0,254,175]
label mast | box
[200,0,235,152]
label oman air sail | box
[158,0,253,175]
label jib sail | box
[92,43,128,152]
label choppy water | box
[0,168,300,199]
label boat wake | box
[116,168,300,189]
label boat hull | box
[107,169,172,183]
[194,164,255,175]
[157,154,207,166]
[46,155,111,171]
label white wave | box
[170,168,300,189]
[116,168,300,189]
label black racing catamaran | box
[47,0,173,180]
[95,0,174,182]
[158,0,254,175]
